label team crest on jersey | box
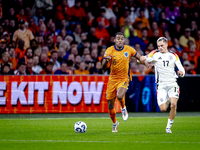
[124,52,129,58]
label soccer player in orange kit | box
[102,32,148,132]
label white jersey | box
[146,50,185,83]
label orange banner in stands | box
[0,75,121,114]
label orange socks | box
[108,108,116,123]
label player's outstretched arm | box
[175,58,185,77]
[102,55,112,70]
[135,53,151,68]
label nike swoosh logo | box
[129,93,135,98]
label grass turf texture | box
[0,113,200,150]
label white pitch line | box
[1,139,200,144]
[0,116,199,120]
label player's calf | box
[107,99,115,110]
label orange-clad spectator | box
[164,31,173,48]
[118,8,130,27]
[134,21,143,38]
[96,8,110,28]
[138,63,146,75]
[8,47,17,70]
[26,58,34,75]
[187,44,199,69]
[71,0,86,21]
[180,0,196,9]
[189,60,197,75]
[75,62,90,75]
[144,42,154,55]
[94,21,110,45]
[98,48,106,62]
[16,8,27,22]
[148,21,163,37]
[13,19,34,49]
[134,8,150,29]
[129,62,141,80]
[28,17,39,35]
[15,39,26,59]
[55,0,72,21]
[19,48,34,65]
[141,27,149,44]
[130,63,140,75]
[183,60,196,75]
[180,51,189,64]
[86,11,94,27]
[39,61,54,74]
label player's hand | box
[105,55,112,61]
[177,71,184,77]
[139,56,146,63]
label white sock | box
[166,118,174,128]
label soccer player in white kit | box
[143,37,185,133]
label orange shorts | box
[106,78,129,100]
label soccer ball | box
[74,121,87,133]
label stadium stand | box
[0,0,200,75]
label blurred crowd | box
[0,0,200,75]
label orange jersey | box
[104,45,137,80]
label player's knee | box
[170,103,177,110]
[117,94,123,101]
[160,107,167,112]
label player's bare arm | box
[135,53,151,68]
[102,55,112,70]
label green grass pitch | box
[0,113,200,150]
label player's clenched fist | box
[139,56,146,63]
[177,71,184,77]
